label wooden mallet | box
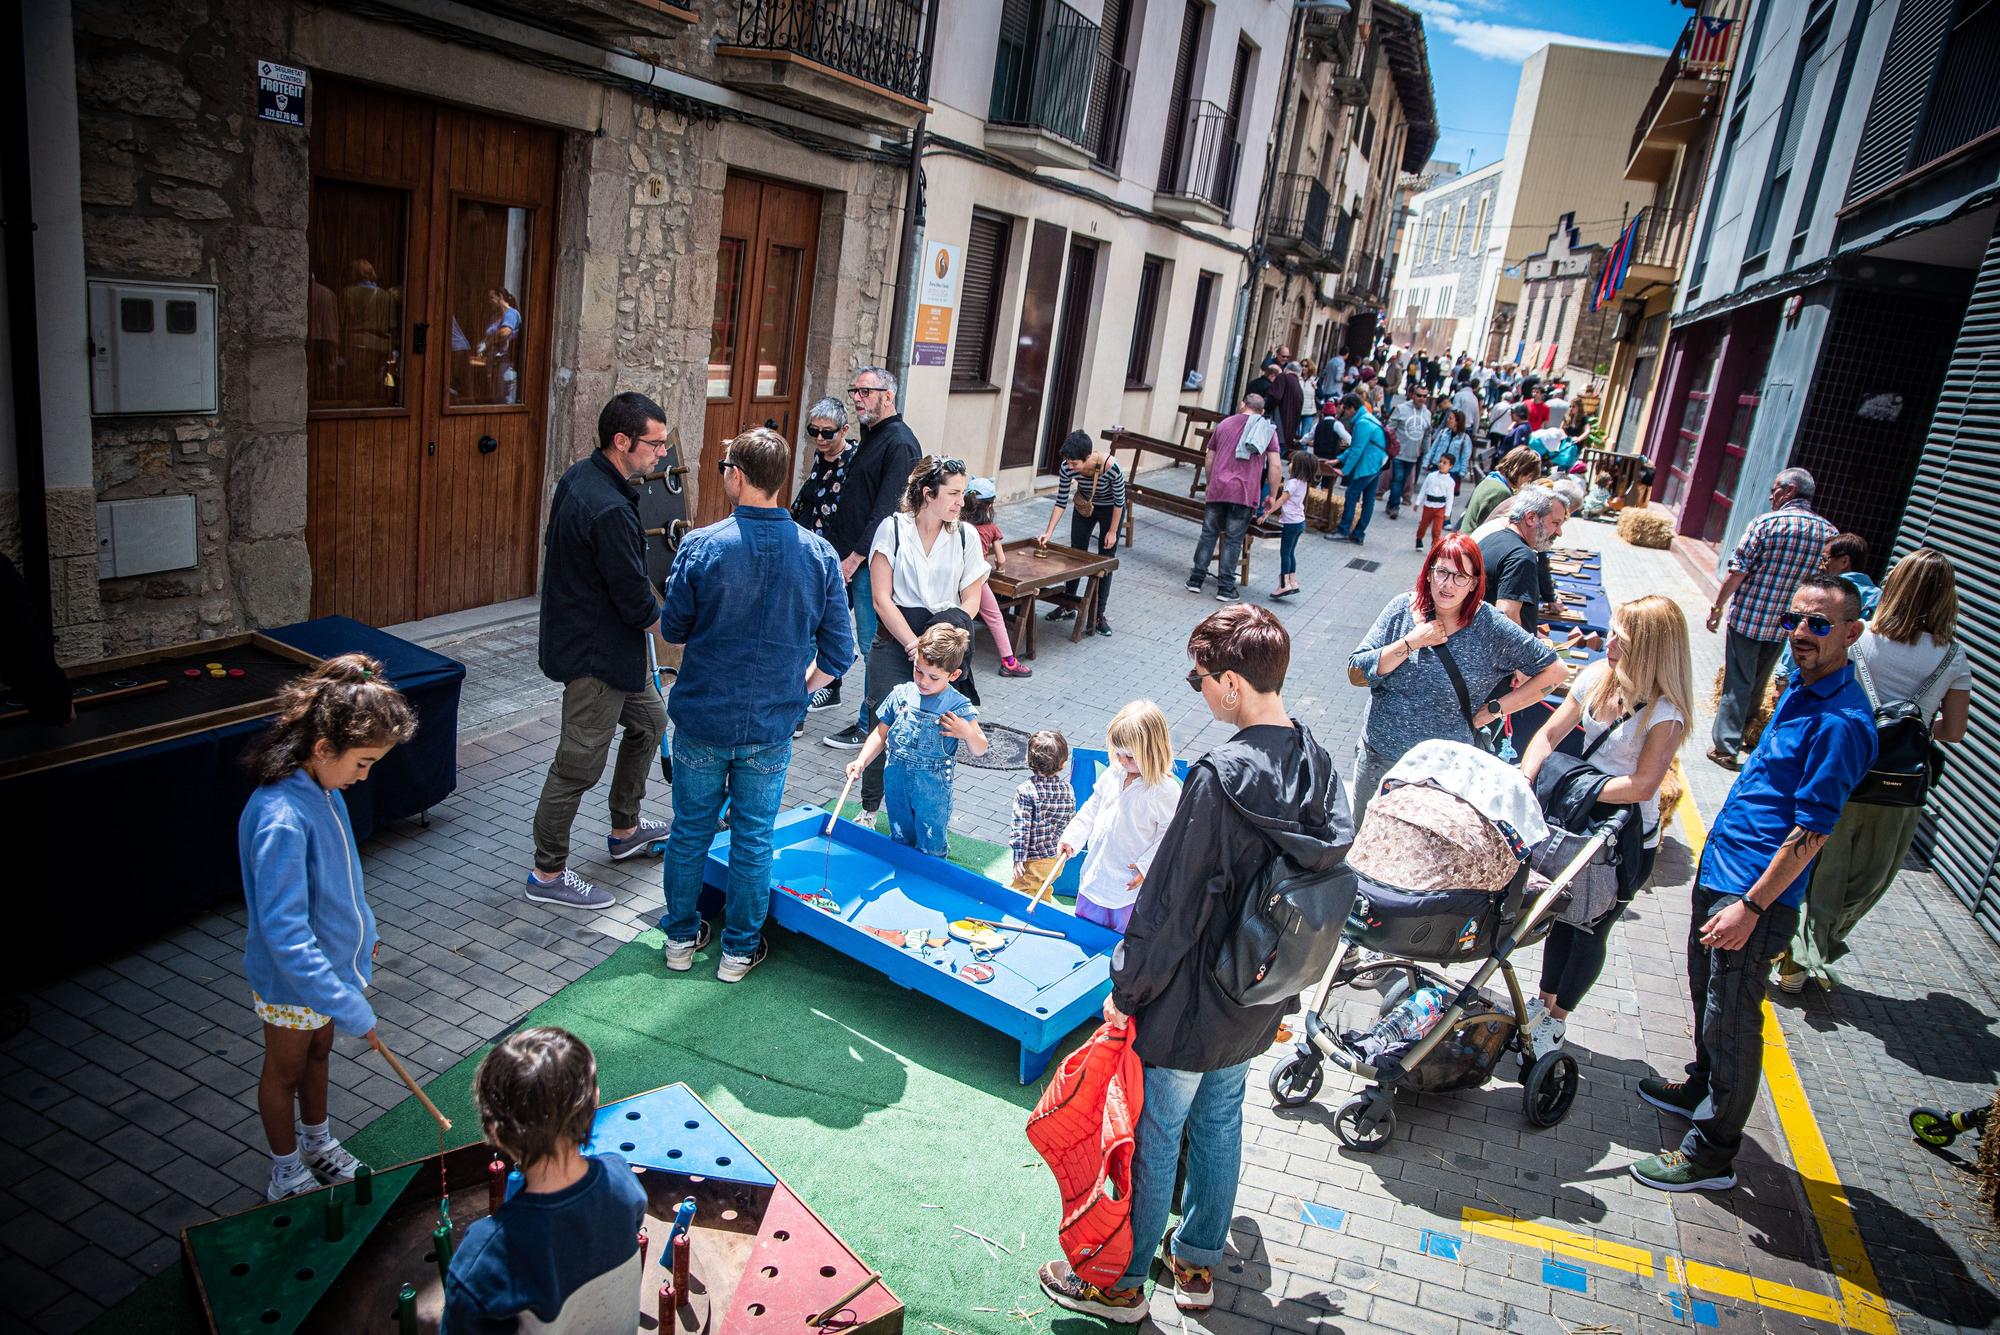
[826,769,857,836]
[368,1032,452,1133]
[809,1271,884,1328]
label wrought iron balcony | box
[1627,9,1736,181]
[1268,173,1333,262]
[987,0,1100,169]
[1085,50,1133,171]
[1155,100,1242,224]
[718,0,932,131]
[1621,206,1695,285]
[1341,250,1382,301]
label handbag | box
[1849,646,1958,807]
[1432,637,1503,755]
[1530,713,1632,929]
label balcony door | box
[307,78,560,624]
[703,173,821,525]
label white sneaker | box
[1522,996,1548,1028]
[662,921,713,972]
[1776,969,1807,994]
[1528,1016,1566,1058]
[301,1135,365,1184]
[717,941,769,984]
[268,1159,318,1202]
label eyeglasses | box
[715,459,738,476]
[1186,668,1225,693]
[1429,566,1476,589]
[805,426,841,440]
[1779,611,1837,636]
[848,385,885,398]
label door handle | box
[413,322,429,355]
[478,435,499,455]
[427,441,436,457]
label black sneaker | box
[1185,580,1204,593]
[807,682,842,711]
[1044,606,1075,622]
[1094,619,1111,636]
[1637,1075,1704,1118]
[824,724,868,750]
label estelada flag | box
[1688,16,1735,67]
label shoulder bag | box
[1849,646,1959,807]
[1432,636,1504,755]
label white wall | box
[23,0,93,493]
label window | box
[952,211,1011,389]
[310,178,408,411]
[1428,213,1443,263]
[1742,16,1829,273]
[449,200,535,407]
[1473,195,1490,251]
[1127,255,1165,387]
[1790,0,1869,265]
[1182,270,1218,387]
[1534,293,1551,341]
[708,238,743,399]
[1360,110,1376,158]
[1453,202,1466,255]
[1688,106,1743,296]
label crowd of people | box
[188,351,1976,1326]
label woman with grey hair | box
[791,395,856,716]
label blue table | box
[702,806,1120,1082]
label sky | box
[1401,1,1689,173]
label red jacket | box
[1026,1020,1144,1287]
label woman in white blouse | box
[1778,549,1971,992]
[1518,595,1692,1054]
[858,456,990,816]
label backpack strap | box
[1854,641,1959,711]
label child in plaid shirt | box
[1010,731,1075,894]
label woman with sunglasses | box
[1346,533,1567,828]
[856,456,990,820]
[790,398,856,718]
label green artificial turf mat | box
[88,829,1090,1335]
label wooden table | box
[987,541,1119,658]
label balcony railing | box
[1269,173,1332,258]
[1342,250,1381,301]
[990,0,1099,147]
[1631,20,1695,164]
[1626,205,1696,273]
[731,0,931,104]
[1158,99,1242,214]
[1085,51,1133,169]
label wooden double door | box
[306,78,560,624]
[701,174,822,525]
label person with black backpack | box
[1038,605,1351,1322]
[1776,549,1972,993]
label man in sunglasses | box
[1631,574,1876,1194]
[1705,468,1837,769]
[823,367,923,749]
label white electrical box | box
[97,495,199,579]
[88,280,219,415]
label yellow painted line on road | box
[1674,793,1897,1334]
[1462,1207,1655,1276]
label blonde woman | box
[1057,701,1182,933]
[1518,595,1693,1052]
[1778,549,1971,991]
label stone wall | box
[1405,171,1501,322]
[71,0,311,655]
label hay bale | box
[1617,508,1674,550]
[1978,1087,2000,1221]
[1708,665,1785,752]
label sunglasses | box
[1779,611,1838,636]
[805,425,841,440]
[715,459,737,476]
[1186,668,1225,693]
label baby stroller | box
[1268,741,1628,1151]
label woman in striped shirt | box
[1036,431,1126,637]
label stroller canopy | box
[1349,741,1548,893]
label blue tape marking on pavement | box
[1542,1258,1589,1294]
[1669,1291,1684,1320]
[1666,1292,1718,1327]
[1419,1229,1462,1260]
[1298,1201,1347,1231]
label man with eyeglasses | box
[1630,574,1875,1194]
[1705,467,1838,769]
[525,392,673,911]
[824,367,923,750]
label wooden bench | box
[1100,427,1283,589]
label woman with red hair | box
[1345,533,1567,826]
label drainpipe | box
[1219,0,1308,412]
[886,0,944,382]
[1,7,51,621]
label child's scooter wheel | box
[1269,1052,1325,1108]
[1334,1091,1397,1151]
[1523,1052,1580,1128]
[1910,1107,1957,1147]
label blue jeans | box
[660,735,793,958]
[1279,521,1303,577]
[1387,458,1412,514]
[884,756,953,856]
[1119,1060,1251,1290]
[1336,474,1378,542]
[1190,502,1254,597]
[848,563,879,733]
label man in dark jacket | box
[0,554,72,725]
[526,392,670,910]
[823,365,922,749]
[1041,605,1350,1320]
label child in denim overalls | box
[845,624,989,855]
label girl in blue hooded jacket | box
[238,653,415,1202]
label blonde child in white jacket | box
[1057,701,1181,933]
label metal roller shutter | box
[1894,215,2000,942]
[953,212,1011,390]
[1846,0,1955,204]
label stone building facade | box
[1515,213,1613,383]
[1387,157,1501,355]
[11,0,912,656]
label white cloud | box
[1403,1,1669,64]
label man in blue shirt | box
[1330,394,1387,546]
[658,427,854,983]
[1631,575,1876,1193]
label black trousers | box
[1064,506,1117,621]
[1536,846,1656,1011]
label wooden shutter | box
[1846,0,1955,203]
[953,212,1010,388]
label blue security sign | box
[257,59,306,127]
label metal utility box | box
[88,280,219,415]
[97,495,199,579]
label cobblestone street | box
[3,485,1996,1333]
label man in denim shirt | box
[1631,575,1875,1193]
[658,427,854,983]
